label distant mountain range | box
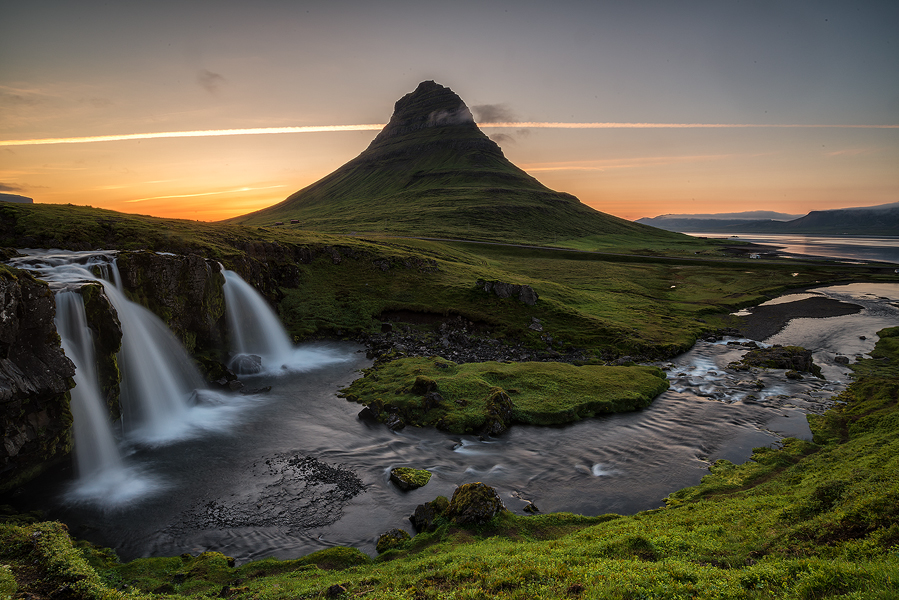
[229,81,680,245]
[637,203,899,236]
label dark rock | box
[376,528,410,554]
[325,584,347,598]
[0,268,76,492]
[385,414,405,431]
[228,354,262,374]
[730,346,822,377]
[476,279,538,306]
[834,355,850,365]
[523,502,540,514]
[446,482,505,526]
[785,370,803,380]
[78,283,122,418]
[421,391,444,410]
[480,388,514,437]
[227,380,244,392]
[409,496,449,533]
[115,251,226,356]
[358,406,380,421]
[528,317,543,332]
[410,375,437,395]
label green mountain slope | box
[229,81,682,245]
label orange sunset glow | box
[2,1,897,222]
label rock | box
[0,268,77,492]
[475,279,538,306]
[409,496,449,533]
[523,502,540,514]
[358,406,380,421]
[445,482,505,526]
[115,251,226,355]
[325,584,347,598]
[410,375,437,395]
[421,391,444,411]
[385,414,405,431]
[834,355,850,364]
[228,354,262,374]
[390,467,432,491]
[528,317,543,332]
[731,346,822,377]
[785,370,803,380]
[481,388,514,437]
[376,528,411,554]
[78,283,123,418]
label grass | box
[3,327,896,599]
[341,357,670,433]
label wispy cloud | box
[471,104,517,123]
[522,153,757,172]
[197,70,226,94]
[0,182,25,192]
[2,121,896,148]
[125,184,286,203]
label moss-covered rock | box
[446,482,505,526]
[409,496,449,533]
[389,467,432,491]
[376,528,411,554]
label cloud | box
[0,183,24,192]
[471,103,517,123]
[197,69,226,94]
[427,105,474,126]
[489,133,515,145]
[80,97,113,109]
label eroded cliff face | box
[78,283,123,420]
[0,267,75,492]
[115,251,227,357]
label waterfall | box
[54,292,125,480]
[222,270,294,372]
[101,282,207,442]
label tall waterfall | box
[54,291,124,480]
[222,270,294,372]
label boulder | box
[229,354,263,374]
[389,467,432,491]
[445,482,505,526]
[409,496,449,533]
[729,346,822,377]
[481,388,514,437]
[376,528,410,554]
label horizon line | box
[2,121,898,147]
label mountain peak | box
[369,81,476,146]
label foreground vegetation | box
[2,327,897,599]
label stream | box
[9,251,899,563]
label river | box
[689,232,899,264]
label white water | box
[54,292,124,479]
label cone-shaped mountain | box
[230,81,676,244]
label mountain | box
[637,211,802,233]
[229,81,678,244]
[640,203,899,236]
[0,193,33,204]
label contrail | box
[1,122,896,147]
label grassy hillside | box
[4,328,897,599]
[227,81,685,247]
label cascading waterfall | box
[222,270,294,372]
[54,291,124,480]
[101,280,207,442]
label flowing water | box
[8,250,899,563]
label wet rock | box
[229,354,262,374]
[390,467,432,491]
[385,414,405,431]
[785,370,803,380]
[0,268,76,492]
[729,346,822,377]
[523,502,540,514]
[446,482,505,526]
[409,496,449,533]
[358,406,380,421]
[834,355,850,365]
[376,528,410,554]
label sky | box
[1,0,897,222]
